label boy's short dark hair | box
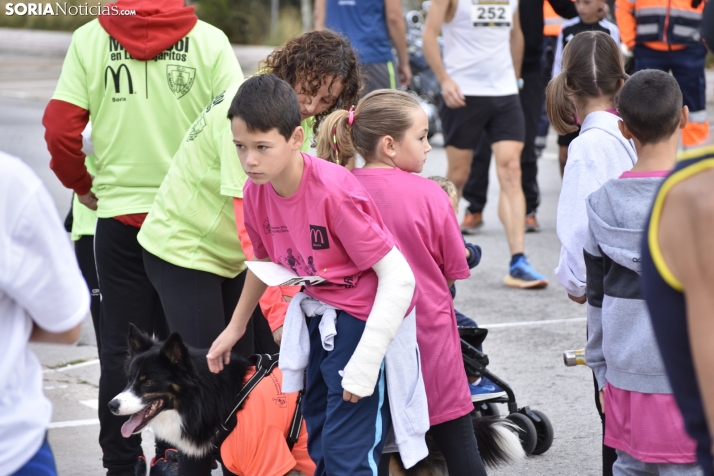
[617,70,683,145]
[227,75,301,141]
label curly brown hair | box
[260,30,363,137]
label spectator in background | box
[314,0,412,92]
[616,0,708,148]
[0,151,89,476]
[423,0,550,290]
[459,0,579,235]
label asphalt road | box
[3,26,710,476]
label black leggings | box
[378,413,488,476]
[94,218,171,476]
[430,414,488,476]
[74,235,101,353]
[143,249,278,476]
[594,374,617,476]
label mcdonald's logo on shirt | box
[310,225,330,250]
[105,64,133,94]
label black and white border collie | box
[109,324,524,474]
[108,324,253,459]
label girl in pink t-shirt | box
[317,89,488,475]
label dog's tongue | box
[121,409,147,438]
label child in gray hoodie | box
[584,70,700,475]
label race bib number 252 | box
[471,0,512,27]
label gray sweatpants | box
[614,449,703,476]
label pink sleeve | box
[332,196,395,271]
[233,198,298,331]
[438,201,471,281]
[238,195,269,260]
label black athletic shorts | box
[557,128,580,147]
[439,94,525,150]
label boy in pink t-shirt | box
[207,76,418,474]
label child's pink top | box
[619,170,670,179]
[243,153,399,321]
[352,167,473,425]
[604,383,698,463]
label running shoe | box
[461,212,483,235]
[504,255,548,289]
[525,213,540,233]
[150,449,178,476]
[470,376,507,402]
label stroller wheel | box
[528,410,554,455]
[475,401,499,417]
[505,413,537,455]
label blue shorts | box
[302,311,391,476]
[12,438,57,476]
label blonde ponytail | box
[316,109,356,167]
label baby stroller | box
[460,327,555,456]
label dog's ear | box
[161,332,192,370]
[127,323,153,356]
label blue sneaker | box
[469,376,507,402]
[504,255,548,289]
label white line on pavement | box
[80,399,99,410]
[48,419,99,429]
[482,317,586,329]
[44,358,100,373]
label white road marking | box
[80,399,99,409]
[44,359,100,373]
[48,419,99,429]
[482,317,586,329]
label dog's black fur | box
[109,324,252,457]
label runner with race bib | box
[423,0,549,289]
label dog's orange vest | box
[220,367,315,476]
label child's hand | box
[599,388,606,414]
[343,390,362,403]
[465,247,471,260]
[568,293,587,304]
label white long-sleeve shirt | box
[555,111,637,296]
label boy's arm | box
[584,222,607,390]
[615,0,637,49]
[207,263,269,373]
[208,196,270,373]
[465,242,482,269]
[659,173,714,452]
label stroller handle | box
[563,349,587,367]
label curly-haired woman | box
[135,30,362,475]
